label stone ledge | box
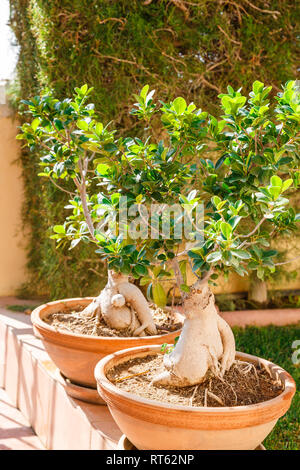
[0,306,121,450]
[0,387,45,450]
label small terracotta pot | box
[31,298,182,389]
[95,345,296,450]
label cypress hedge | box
[9,0,299,299]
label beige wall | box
[0,103,28,295]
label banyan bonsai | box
[19,80,299,387]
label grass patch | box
[234,324,300,450]
[6,304,38,313]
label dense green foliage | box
[234,324,300,450]
[19,81,300,305]
[10,0,299,298]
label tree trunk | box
[81,269,157,336]
[248,273,268,305]
[152,283,235,387]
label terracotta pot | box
[31,298,182,389]
[95,345,296,450]
[117,435,267,450]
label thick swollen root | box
[82,270,157,336]
[80,299,102,318]
[217,316,236,375]
[117,281,157,335]
[152,283,235,387]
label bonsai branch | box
[49,176,76,196]
[274,255,300,266]
[73,159,96,240]
[239,216,266,239]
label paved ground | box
[0,387,44,450]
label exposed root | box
[92,312,102,335]
[237,361,260,385]
[204,388,208,407]
[214,369,238,405]
[189,385,199,406]
[207,390,224,406]
[258,359,273,379]
[115,370,150,383]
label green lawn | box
[233,324,300,450]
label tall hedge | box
[9,0,299,299]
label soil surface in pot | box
[107,354,284,407]
[44,305,182,337]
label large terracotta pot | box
[94,345,296,450]
[31,298,182,389]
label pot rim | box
[31,297,182,349]
[94,344,296,429]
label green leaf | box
[111,193,120,205]
[228,216,241,230]
[282,179,293,192]
[212,196,221,207]
[206,251,222,263]
[53,225,65,234]
[231,249,251,259]
[180,284,190,293]
[173,97,187,114]
[234,265,248,277]
[152,283,167,308]
[253,80,264,94]
[95,122,103,135]
[54,119,64,131]
[103,143,118,153]
[269,186,281,199]
[31,118,40,131]
[69,239,81,250]
[96,163,110,176]
[179,260,187,284]
[134,264,148,276]
[122,244,136,254]
[140,276,151,286]
[77,120,89,131]
[270,175,282,188]
[145,89,155,105]
[262,250,277,258]
[220,222,232,239]
[160,343,168,353]
[146,283,153,301]
[140,85,149,100]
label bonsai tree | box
[19,80,299,386]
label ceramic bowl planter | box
[31,298,182,394]
[94,345,296,450]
